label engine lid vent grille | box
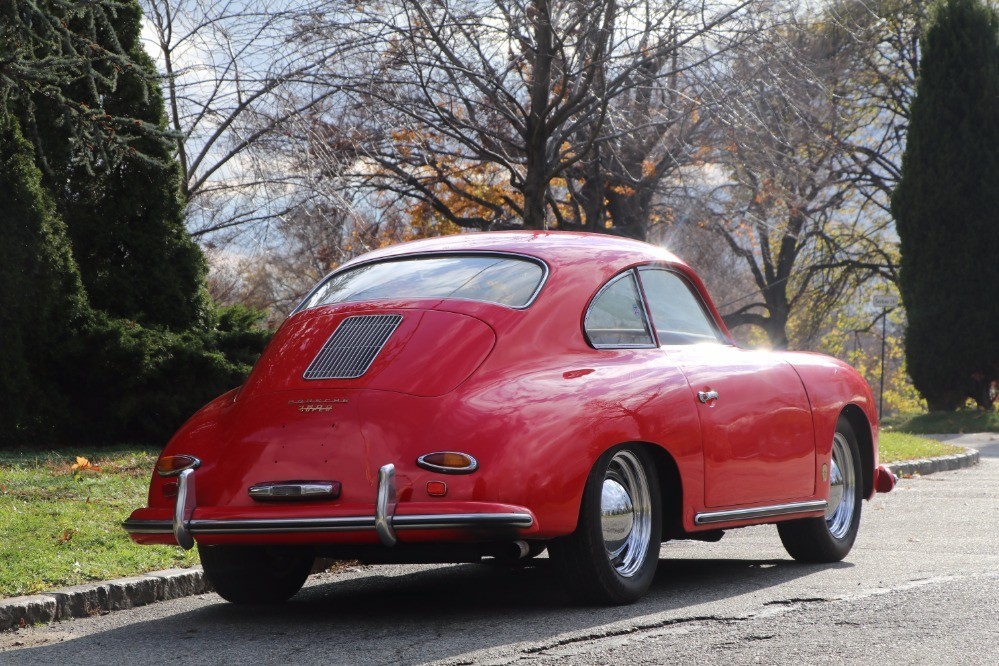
[303,314,403,380]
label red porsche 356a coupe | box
[126,231,896,605]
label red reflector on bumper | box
[875,465,897,493]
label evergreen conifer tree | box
[0,115,91,442]
[24,1,209,331]
[891,0,999,410]
[2,1,269,444]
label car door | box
[637,267,816,508]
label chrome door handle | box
[697,390,719,404]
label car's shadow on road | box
[8,555,852,665]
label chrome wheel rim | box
[825,432,856,539]
[600,450,652,577]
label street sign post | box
[872,294,899,310]
[872,294,900,421]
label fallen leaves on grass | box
[70,456,101,473]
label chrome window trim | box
[587,342,659,350]
[694,500,827,525]
[584,269,657,350]
[636,265,727,345]
[292,251,550,315]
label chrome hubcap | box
[600,451,652,577]
[825,432,856,539]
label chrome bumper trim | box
[173,468,196,550]
[128,458,531,544]
[375,464,398,546]
[124,512,534,536]
[123,519,173,534]
[694,500,827,526]
[249,481,341,500]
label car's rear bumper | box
[124,464,537,547]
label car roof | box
[340,230,689,273]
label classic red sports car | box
[125,231,896,605]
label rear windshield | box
[299,254,546,310]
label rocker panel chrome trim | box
[694,500,828,525]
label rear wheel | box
[778,416,863,562]
[199,544,314,604]
[549,446,662,605]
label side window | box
[638,268,722,345]
[584,271,655,348]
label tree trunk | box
[522,0,554,230]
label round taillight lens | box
[416,451,478,474]
[155,455,201,477]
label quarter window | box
[638,268,721,344]
[584,271,655,348]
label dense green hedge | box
[58,307,270,444]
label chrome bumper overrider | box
[124,463,533,549]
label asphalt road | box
[3,458,998,665]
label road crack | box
[762,597,833,606]
[520,614,744,656]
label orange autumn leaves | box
[70,456,101,474]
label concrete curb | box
[885,447,980,479]
[0,567,209,632]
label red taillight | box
[416,451,478,474]
[426,481,447,497]
[155,455,201,477]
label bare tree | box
[827,0,927,219]
[320,0,752,232]
[696,11,895,349]
[558,49,713,239]
[140,0,357,241]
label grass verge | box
[0,447,197,599]
[883,408,999,434]
[879,431,965,463]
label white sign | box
[871,294,899,310]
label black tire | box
[778,416,863,562]
[198,544,314,604]
[548,445,662,605]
